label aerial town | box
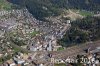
[0,0,100,66]
[0,8,99,66]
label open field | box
[71,9,94,16]
[54,63,66,66]
[79,10,94,16]
[30,31,40,37]
[0,0,12,10]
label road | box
[51,40,100,59]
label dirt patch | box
[62,9,84,21]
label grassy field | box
[71,9,94,17]
[54,63,66,66]
[30,31,40,37]
[57,47,64,51]
[0,0,12,10]
[79,10,94,16]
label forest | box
[58,16,100,47]
[7,0,100,20]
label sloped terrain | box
[0,0,12,10]
[7,0,100,20]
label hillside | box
[7,0,100,20]
[0,0,12,10]
[58,16,100,47]
[0,0,23,10]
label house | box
[16,60,25,65]
[0,53,3,58]
[0,20,18,31]
[7,59,16,66]
[38,64,44,66]
[13,56,25,65]
[67,20,71,24]
[47,40,52,51]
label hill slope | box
[0,0,12,10]
[7,0,100,20]
[58,16,100,47]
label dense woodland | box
[58,17,100,47]
[8,0,100,20]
